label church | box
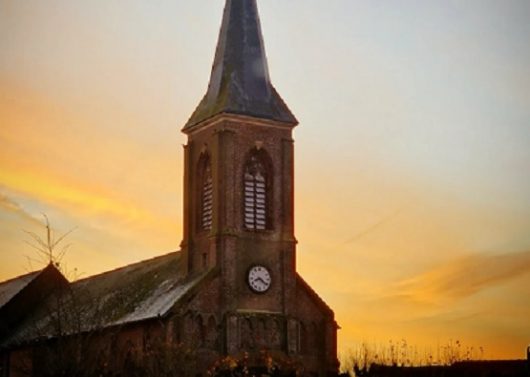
[0,1,338,375]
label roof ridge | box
[0,268,42,286]
[72,250,181,284]
[296,273,334,316]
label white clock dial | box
[248,265,271,293]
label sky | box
[1,0,530,361]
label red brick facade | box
[179,114,338,374]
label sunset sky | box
[1,0,529,361]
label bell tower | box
[181,0,297,311]
[179,1,338,373]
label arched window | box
[198,154,213,231]
[205,316,217,348]
[240,318,254,349]
[309,322,319,355]
[300,322,308,354]
[195,315,205,347]
[269,318,281,349]
[243,149,272,231]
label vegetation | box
[340,339,485,375]
[207,351,304,377]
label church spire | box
[183,0,298,131]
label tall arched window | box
[198,154,213,231]
[243,149,272,231]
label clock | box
[247,265,271,293]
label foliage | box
[121,341,198,377]
[207,350,304,377]
[340,339,485,375]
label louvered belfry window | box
[244,152,269,231]
[201,159,213,230]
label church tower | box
[180,0,338,373]
[181,0,297,310]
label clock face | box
[247,265,271,293]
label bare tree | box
[23,214,76,271]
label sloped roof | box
[0,270,41,309]
[0,264,69,343]
[1,251,212,348]
[71,251,205,326]
[296,273,335,319]
[183,0,297,131]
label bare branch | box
[56,244,72,264]
[23,241,51,260]
[22,230,49,250]
[51,227,77,249]
[23,214,76,270]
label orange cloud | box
[394,251,530,304]
[0,81,180,240]
[0,164,175,235]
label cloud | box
[0,192,42,225]
[0,82,180,242]
[0,166,177,238]
[343,207,404,244]
[0,193,22,212]
[394,250,530,304]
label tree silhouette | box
[23,214,76,271]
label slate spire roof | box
[183,0,298,130]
